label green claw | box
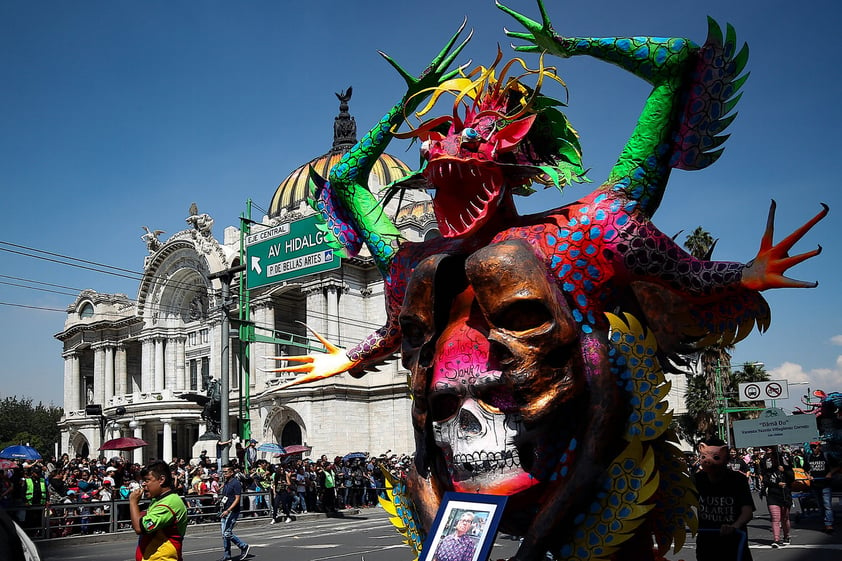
[505,30,535,41]
[496,0,542,31]
[498,0,564,56]
[380,18,471,96]
[512,45,541,54]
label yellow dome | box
[268,86,414,217]
[269,151,413,216]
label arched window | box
[281,421,302,447]
[79,302,94,319]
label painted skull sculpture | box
[400,240,628,547]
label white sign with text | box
[732,408,818,448]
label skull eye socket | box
[489,300,553,333]
[430,393,461,422]
[476,384,518,415]
[400,318,428,349]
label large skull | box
[402,240,588,496]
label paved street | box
[36,500,841,561]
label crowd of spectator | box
[686,442,840,543]
[0,446,415,538]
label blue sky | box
[1,0,838,415]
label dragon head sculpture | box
[393,54,588,238]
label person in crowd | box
[23,466,47,534]
[433,511,476,561]
[245,440,258,470]
[761,446,794,548]
[129,460,188,561]
[319,462,338,515]
[293,466,308,513]
[218,464,250,561]
[807,441,835,533]
[270,465,293,524]
[693,437,754,561]
[726,448,751,480]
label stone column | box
[161,418,173,463]
[132,422,145,465]
[326,285,340,343]
[104,345,115,403]
[115,345,128,397]
[63,351,81,413]
[209,320,222,385]
[304,284,328,340]
[252,299,275,389]
[71,354,81,411]
[93,344,106,406]
[175,338,186,390]
[165,337,177,390]
[154,339,165,391]
[142,338,154,393]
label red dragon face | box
[394,56,585,239]
[420,114,536,238]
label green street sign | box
[245,215,339,289]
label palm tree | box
[680,227,734,442]
[684,226,716,259]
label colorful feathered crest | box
[393,49,589,194]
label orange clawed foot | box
[261,324,358,391]
[742,200,828,291]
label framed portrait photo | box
[420,492,508,561]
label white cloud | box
[767,358,842,413]
[831,335,842,346]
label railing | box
[16,486,388,540]
[14,489,273,540]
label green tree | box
[679,227,735,444]
[684,226,716,259]
[0,395,63,458]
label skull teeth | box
[452,449,522,475]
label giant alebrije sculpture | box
[265,1,827,559]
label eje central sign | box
[245,215,339,289]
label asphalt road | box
[35,499,841,561]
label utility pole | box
[208,264,245,466]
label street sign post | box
[245,216,339,289]
[737,380,790,402]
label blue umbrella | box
[257,443,286,454]
[0,445,41,461]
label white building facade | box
[57,92,439,463]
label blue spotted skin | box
[505,5,749,219]
[488,189,760,340]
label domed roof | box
[269,87,414,217]
[269,152,412,216]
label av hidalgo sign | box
[245,216,339,289]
